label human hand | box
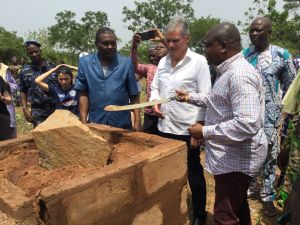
[175,89,190,102]
[188,123,204,140]
[190,137,202,148]
[153,104,164,119]
[22,108,34,123]
[151,29,165,41]
[133,121,142,132]
[133,33,142,45]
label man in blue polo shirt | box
[74,27,141,130]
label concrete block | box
[32,110,111,169]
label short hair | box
[165,16,190,36]
[95,27,116,43]
[58,67,73,79]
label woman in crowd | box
[35,64,79,116]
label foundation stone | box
[32,110,110,169]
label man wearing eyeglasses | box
[150,17,211,225]
[75,27,141,131]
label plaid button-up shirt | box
[190,53,268,177]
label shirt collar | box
[165,47,192,67]
[217,52,243,74]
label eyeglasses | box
[99,41,117,47]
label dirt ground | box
[198,153,282,225]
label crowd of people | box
[0,15,300,225]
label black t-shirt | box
[0,77,10,115]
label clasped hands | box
[152,89,204,146]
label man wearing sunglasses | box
[75,27,141,131]
[150,17,211,225]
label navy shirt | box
[74,53,139,129]
[48,83,79,116]
[19,61,57,107]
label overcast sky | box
[0,0,284,47]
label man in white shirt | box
[150,16,211,225]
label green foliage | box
[26,28,65,64]
[122,0,194,32]
[0,27,25,64]
[189,16,221,54]
[119,41,150,64]
[48,10,110,62]
[240,0,300,53]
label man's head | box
[57,67,73,90]
[164,17,190,60]
[95,27,117,61]
[249,17,272,51]
[11,56,17,65]
[155,42,168,59]
[25,40,42,65]
[203,22,241,66]
[148,42,168,65]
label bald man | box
[243,17,296,217]
[177,22,267,225]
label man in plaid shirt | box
[177,23,268,225]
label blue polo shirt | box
[74,53,139,129]
[48,83,79,116]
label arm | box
[149,71,164,119]
[79,91,89,123]
[129,94,141,131]
[203,74,263,143]
[20,91,34,123]
[127,61,141,131]
[0,90,12,105]
[19,70,34,123]
[130,33,148,77]
[6,70,18,94]
[280,52,296,96]
[35,64,62,92]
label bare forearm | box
[34,68,54,91]
[130,95,141,124]
[79,91,89,123]
[0,91,12,105]
[20,92,28,109]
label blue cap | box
[24,40,41,47]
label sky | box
[0,0,284,47]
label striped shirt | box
[189,53,268,177]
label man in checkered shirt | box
[177,23,268,225]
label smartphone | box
[138,30,155,41]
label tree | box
[122,0,194,32]
[240,0,300,54]
[0,27,25,64]
[26,28,63,64]
[189,16,221,54]
[48,10,110,62]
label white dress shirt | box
[150,48,211,135]
[189,53,268,177]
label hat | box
[24,40,41,48]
